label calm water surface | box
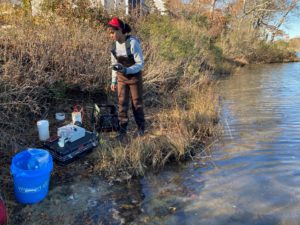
[133,62,300,225]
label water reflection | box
[135,62,300,225]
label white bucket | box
[37,120,50,141]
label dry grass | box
[0,5,111,155]
[0,13,109,89]
[93,81,220,179]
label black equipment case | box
[43,131,98,164]
[93,104,119,132]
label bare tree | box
[270,0,297,41]
[210,0,217,19]
[225,0,298,41]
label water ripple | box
[135,62,300,225]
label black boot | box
[134,124,145,137]
[115,132,126,142]
[116,123,127,141]
[135,129,144,137]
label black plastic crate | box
[93,104,119,132]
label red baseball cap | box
[108,17,124,30]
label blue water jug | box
[10,149,53,204]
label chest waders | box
[111,36,145,134]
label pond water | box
[13,61,300,225]
[133,62,300,225]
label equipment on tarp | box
[43,130,98,165]
[43,104,99,164]
[57,124,85,145]
[92,104,119,132]
[40,103,122,164]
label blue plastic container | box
[10,149,53,204]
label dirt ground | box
[3,146,146,225]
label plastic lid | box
[37,120,49,125]
[11,149,53,177]
[55,113,65,121]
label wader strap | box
[111,35,134,61]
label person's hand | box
[111,83,117,92]
[112,63,127,75]
[116,71,125,76]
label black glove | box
[112,63,127,75]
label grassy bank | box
[0,4,220,184]
[288,38,300,53]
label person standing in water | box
[108,17,145,140]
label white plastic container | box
[37,120,50,141]
[71,112,82,125]
[55,112,65,121]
